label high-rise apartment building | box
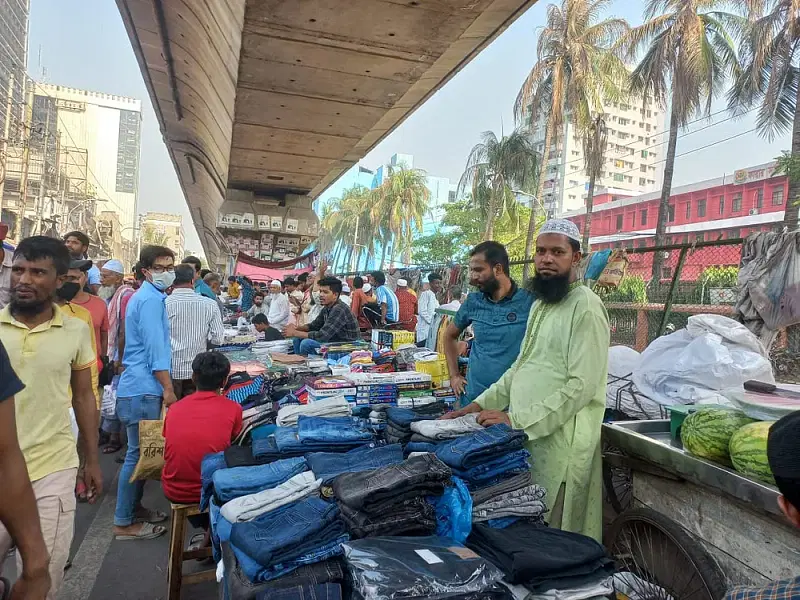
[142,212,185,259]
[33,83,142,241]
[529,98,666,217]
[0,0,29,141]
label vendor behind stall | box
[251,313,284,342]
[725,411,800,599]
[444,219,610,542]
[284,276,359,356]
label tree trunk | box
[650,101,680,283]
[583,174,596,253]
[523,116,554,281]
[484,197,496,241]
[344,245,354,273]
[785,84,800,230]
[379,240,388,270]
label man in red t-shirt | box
[163,352,242,509]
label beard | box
[527,272,572,303]
[98,285,117,301]
[477,275,500,296]
[10,295,51,316]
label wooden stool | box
[167,503,215,600]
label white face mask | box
[150,271,176,291]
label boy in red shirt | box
[162,352,242,545]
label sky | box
[27,0,789,250]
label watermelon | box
[680,408,756,464]
[729,421,776,485]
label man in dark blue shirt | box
[444,241,534,405]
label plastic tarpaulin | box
[233,262,312,282]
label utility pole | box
[33,99,51,236]
[0,72,14,218]
[18,85,33,231]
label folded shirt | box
[276,396,351,427]
[410,413,485,440]
[221,471,322,523]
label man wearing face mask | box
[112,245,176,541]
[443,241,534,404]
[443,220,609,541]
[66,261,109,388]
[63,231,101,295]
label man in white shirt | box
[439,285,464,312]
[266,280,290,332]
[166,264,225,398]
[340,283,352,307]
[416,273,442,347]
[246,293,269,318]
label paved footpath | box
[4,451,218,600]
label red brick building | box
[564,162,788,280]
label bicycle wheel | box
[606,507,727,600]
[602,444,633,515]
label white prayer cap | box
[397,278,408,287]
[342,284,351,293]
[538,218,581,245]
[269,279,282,288]
[363,283,372,292]
[102,259,125,274]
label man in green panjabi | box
[444,218,609,541]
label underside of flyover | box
[116,0,538,263]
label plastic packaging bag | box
[343,536,503,600]
[431,478,473,544]
[632,315,775,407]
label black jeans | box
[338,497,436,538]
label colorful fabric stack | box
[307,377,358,406]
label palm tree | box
[373,166,430,265]
[582,114,608,251]
[621,0,739,280]
[457,130,539,242]
[516,0,628,279]
[729,0,800,229]
[141,224,170,247]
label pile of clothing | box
[250,416,375,461]
[405,413,485,453]
[233,403,277,445]
[275,395,351,427]
[470,472,547,525]
[384,403,448,447]
[435,424,531,491]
[332,454,452,538]
[467,522,615,598]
[307,443,404,488]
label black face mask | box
[527,272,572,304]
[56,282,81,302]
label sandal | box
[75,479,88,503]
[134,508,168,524]
[102,443,122,454]
[115,522,168,541]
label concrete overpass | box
[116,0,537,263]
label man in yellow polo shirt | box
[0,236,102,599]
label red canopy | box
[233,251,316,282]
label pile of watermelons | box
[680,408,776,485]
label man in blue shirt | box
[444,241,534,405]
[182,256,216,301]
[369,271,399,324]
[113,244,176,542]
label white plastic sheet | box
[632,315,775,407]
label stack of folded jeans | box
[221,471,322,523]
[472,483,547,524]
[276,395,351,427]
[385,403,448,446]
[405,433,440,454]
[213,457,309,504]
[230,496,349,582]
[435,424,530,490]
[466,522,615,593]
[404,413,487,454]
[332,453,451,538]
[274,416,375,454]
[306,443,404,487]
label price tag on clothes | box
[414,549,444,564]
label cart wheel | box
[602,446,632,515]
[606,507,727,600]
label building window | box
[615,215,623,230]
[696,232,705,243]
[732,193,742,212]
[614,173,624,182]
[640,164,647,172]
[641,150,648,158]
[637,239,647,248]
[718,196,724,215]
[685,202,691,220]
[729,227,740,239]
[448,190,456,203]
[630,212,636,227]
[755,188,763,209]
[697,199,706,218]
[640,209,648,225]
[668,205,675,222]
[639,177,647,186]
[772,188,784,205]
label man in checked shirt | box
[724,411,800,600]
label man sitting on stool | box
[251,313,284,342]
[284,276,359,356]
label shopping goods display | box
[680,408,756,464]
[729,420,776,485]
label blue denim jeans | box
[200,451,227,511]
[293,338,322,356]
[273,427,369,454]
[253,583,343,599]
[212,457,308,504]
[231,497,345,567]
[306,443,404,485]
[385,407,441,428]
[452,449,531,484]
[113,394,163,527]
[234,536,348,583]
[434,423,528,470]
[297,416,374,445]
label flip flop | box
[134,509,168,524]
[102,443,122,454]
[115,522,167,541]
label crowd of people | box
[0,217,799,600]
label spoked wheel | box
[602,444,633,515]
[606,508,727,600]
